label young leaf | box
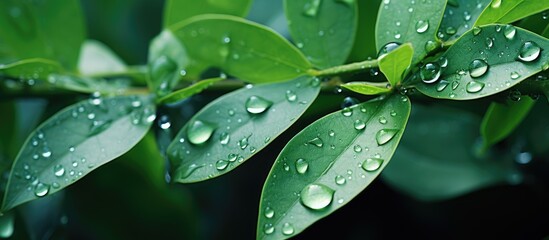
[413,24,549,100]
[158,77,225,104]
[0,58,63,81]
[169,14,312,83]
[167,77,320,183]
[284,0,358,69]
[0,0,85,70]
[1,95,156,212]
[163,0,253,27]
[78,40,126,76]
[475,0,549,27]
[480,97,535,150]
[379,43,414,86]
[257,94,411,240]
[375,0,446,64]
[382,103,513,201]
[341,82,391,95]
[438,0,491,42]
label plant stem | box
[310,59,379,77]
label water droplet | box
[187,120,216,145]
[353,145,362,153]
[263,223,274,234]
[54,164,65,177]
[341,97,359,108]
[354,120,366,130]
[515,151,532,164]
[377,42,401,58]
[415,20,429,33]
[341,107,353,117]
[472,26,482,35]
[485,37,494,48]
[379,116,387,124]
[158,115,171,130]
[439,57,448,68]
[215,160,229,170]
[518,41,541,62]
[34,183,49,197]
[452,80,460,90]
[510,71,521,80]
[300,183,334,210]
[219,132,230,145]
[445,26,457,35]
[283,162,290,171]
[303,0,322,17]
[362,158,384,172]
[376,129,399,146]
[238,136,249,150]
[335,175,346,185]
[466,81,485,93]
[308,137,324,147]
[89,92,102,105]
[420,62,441,83]
[436,80,449,92]
[469,59,489,78]
[424,40,438,53]
[329,130,335,137]
[41,146,52,158]
[264,206,275,219]
[491,0,501,8]
[282,223,295,235]
[245,96,273,114]
[503,25,516,40]
[151,56,177,96]
[296,159,309,174]
[285,90,297,102]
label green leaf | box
[0,58,63,81]
[163,0,253,27]
[257,94,411,240]
[284,0,358,69]
[480,97,535,150]
[382,103,513,201]
[341,82,391,95]
[169,14,312,83]
[375,0,446,64]
[414,24,549,100]
[168,77,320,183]
[349,0,382,62]
[0,0,85,70]
[475,0,549,26]
[46,74,131,94]
[1,95,155,212]
[159,77,225,104]
[78,40,126,76]
[379,43,414,86]
[438,0,491,42]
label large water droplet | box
[34,182,50,197]
[377,42,401,58]
[53,164,65,177]
[264,206,275,219]
[303,0,322,17]
[466,81,485,93]
[187,120,216,145]
[295,159,309,174]
[361,158,384,172]
[376,129,399,146]
[245,96,273,114]
[415,20,429,33]
[469,59,489,78]
[518,41,541,62]
[300,183,334,210]
[420,62,441,83]
[503,25,516,40]
[263,223,274,235]
[353,120,366,130]
[282,223,295,235]
[308,137,324,148]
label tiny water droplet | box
[353,145,362,153]
[376,129,399,146]
[335,175,346,185]
[436,80,449,92]
[390,110,397,117]
[283,162,290,171]
[300,183,334,210]
[219,132,230,145]
[295,159,309,174]
[245,96,273,114]
[215,160,229,170]
[282,223,295,235]
[308,137,324,147]
[518,41,541,62]
[238,136,249,150]
[445,26,457,35]
[424,40,438,53]
[329,130,335,137]
[415,20,429,33]
[341,107,353,117]
[491,0,501,8]
[379,116,387,124]
[362,158,384,172]
[485,37,493,48]
[263,223,274,235]
[264,206,275,219]
[420,62,441,83]
[469,59,489,78]
[303,0,321,17]
[503,25,516,40]
[34,183,49,197]
[510,71,520,80]
[439,57,448,68]
[377,42,401,58]
[187,120,216,145]
[472,26,482,35]
[41,146,52,158]
[354,120,366,130]
[452,80,460,90]
[285,90,297,102]
[228,153,238,162]
[466,81,485,93]
[54,164,65,177]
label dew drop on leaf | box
[285,90,297,102]
[503,25,516,40]
[238,136,250,150]
[491,0,501,8]
[219,132,230,145]
[263,223,274,235]
[307,137,324,148]
[378,116,387,124]
[228,153,238,162]
[425,40,438,53]
[295,158,309,174]
[300,183,334,210]
[518,41,541,62]
[215,160,229,171]
[282,223,295,235]
[187,120,216,145]
[53,164,65,177]
[361,158,384,172]
[436,80,449,92]
[415,20,429,33]
[341,107,353,117]
[0,214,14,238]
[245,96,273,114]
[377,42,401,58]
[420,62,441,83]
[41,146,52,158]
[376,129,399,146]
[335,175,346,185]
[472,27,482,36]
[353,120,366,130]
[466,81,485,93]
[445,26,457,35]
[353,145,362,153]
[510,71,521,80]
[469,59,489,78]
[34,183,49,197]
[264,206,275,219]
[303,0,322,17]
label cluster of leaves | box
[0,0,548,239]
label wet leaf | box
[475,0,549,26]
[341,82,391,95]
[159,77,225,104]
[438,0,491,42]
[0,58,62,81]
[379,43,413,86]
